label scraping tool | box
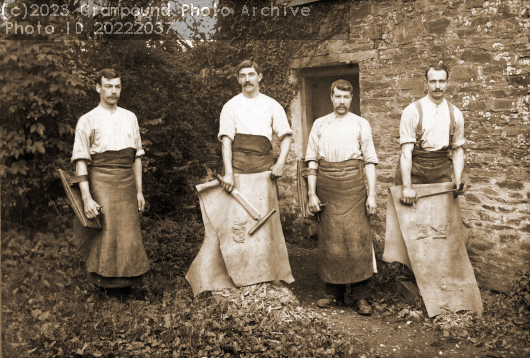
[216,175,276,235]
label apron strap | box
[448,101,455,146]
[415,100,455,150]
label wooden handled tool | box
[417,183,466,200]
[216,175,276,235]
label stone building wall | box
[276,0,530,292]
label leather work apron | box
[186,134,294,296]
[394,147,452,185]
[394,98,455,185]
[73,148,150,288]
[317,159,373,284]
[383,183,482,317]
[384,101,480,317]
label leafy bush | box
[1,33,90,228]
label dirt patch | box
[284,242,527,358]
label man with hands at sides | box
[72,69,149,292]
[305,79,378,315]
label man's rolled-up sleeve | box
[360,121,379,165]
[71,116,92,163]
[133,114,145,157]
[272,101,293,140]
[451,109,466,148]
[305,122,319,162]
[399,104,418,146]
[218,103,236,142]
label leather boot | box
[354,298,372,315]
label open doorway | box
[299,64,360,154]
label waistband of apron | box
[319,159,362,172]
[91,148,136,168]
[412,147,450,159]
[232,133,272,155]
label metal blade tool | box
[216,175,276,235]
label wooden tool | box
[58,169,101,229]
[216,175,276,236]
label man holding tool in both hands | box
[395,61,467,205]
[383,62,483,317]
[305,79,378,315]
[186,60,294,296]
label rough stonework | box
[279,0,530,293]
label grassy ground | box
[2,218,529,357]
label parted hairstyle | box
[97,69,121,86]
[330,79,354,95]
[425,62,449,80]
[235,60,261,76]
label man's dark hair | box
[425,62,449,80]
[97,69,121,86]
[330,79,354,95]
[235,60,260,76]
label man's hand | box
[137,192,145,213]
[270,161,285,179]
[220,173,235,193]
[401,187,417,205]
[454,181,467,197]
[366,196,377,215]
[83,197,101,220]
[308,193,325,214]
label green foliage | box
[1,0,352,230]
[426,288,530,350]
[142,217,204,277]
[4,221,530,357]
[2,223,358,357]
[0,0,91,227]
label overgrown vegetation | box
[0,221,364,357]
[3,221,530,357]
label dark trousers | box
[326,279,370,300]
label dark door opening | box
[300,64,360,154]
[310,74,360,119]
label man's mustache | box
[244,82,253,86]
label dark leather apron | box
[317,159,373,284]
[394,100,455,185]
[73,147,149,288]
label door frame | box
[299,64,360,156]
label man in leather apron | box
[218,60,293,193]
[72,69,149,291]
[305,79,378,315]
[391,62,467,280]
[185,60,294,295]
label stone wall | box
[281,0,530,292]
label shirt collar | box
[331,111,352,120]
[97,104,120,115]
[423,95,446,108]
